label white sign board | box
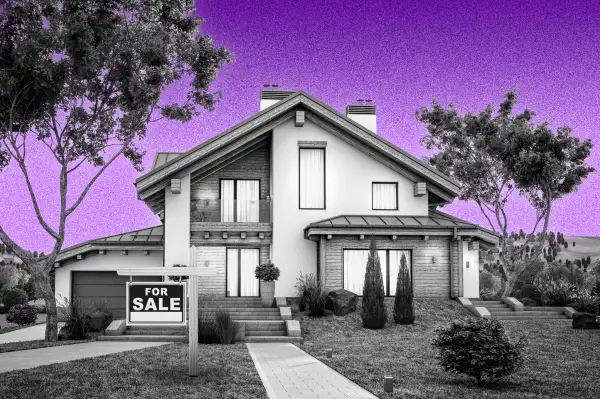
[126,282,187,326]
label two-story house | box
[53,90,499,318]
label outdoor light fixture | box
[432,256,436,264]
[466,261,470,268]
[326,348,332,358]
[384,375,394,393]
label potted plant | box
[255,261,280,307]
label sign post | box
[118,267,215,377]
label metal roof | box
[152,152,182,170]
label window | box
[343,249,411,296]
[372,183,398,210]
[299,148,325,209]
[220,179,260,222]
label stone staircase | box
[99,297,302,343]
[468,299,570,320]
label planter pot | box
[260,280,276,308]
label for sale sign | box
[126,282,187,326]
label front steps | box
[99,297,302,343]
[465,298,570,320]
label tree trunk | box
[30,263,59,341]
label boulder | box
[325,289,358,316]
[572,312,598,329]
[85,310,113,332]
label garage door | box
[72,271,162,318]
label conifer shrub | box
[361,239,387,329]
[393,253,414,324]
[432,318,527,387]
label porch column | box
[319,235,327,288]
[458,237,464,297]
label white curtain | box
[389,250,411,296]
[226,249,239,297]
[221,180,235,222]
[240,249,260,296]
[373,183,397,210]
[343,250,387,295]
[300,149,325,208]
[237,180,259,222]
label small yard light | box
[466,261,470,268]
[383,375,394,393]
[432,256,436,264]
[326,348,332,358]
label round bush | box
[2,288,28,309]
[432,318,527,386]
[254,262,280,282]
[6,304,38,326]
[520,284,543,305]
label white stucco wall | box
[164,174,191,267]
[462,241,480,298]
[54,250,163,304]
[271,118,429,296]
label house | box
[53,90,499,317]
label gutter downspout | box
[449,227,458,298]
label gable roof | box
[135,91,461,210]
[152,152,182,170]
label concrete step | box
[125,329,187,336]
[198,308,280,314]
[471,301,505,306]
[481,305,511,309]
[487,309,515,314]
[245,336,304,343]
[246,331,287,336]
[492,311,565,317]
[98,335,186,342]
[244,321,286,332]
[127,325,186,331]
[523,306,566,311]
[201,314,281,321]
[491,315,568,320]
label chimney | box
[260,84,295,111]
[346,99,376,134]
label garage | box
[72,271,162,318]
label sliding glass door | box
[343,249,411,296]
[226,248,260,297]
[220,179,259,222]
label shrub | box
[432,318,527,386]
[0,305,7,313]
[214,310,242,344]
[294,272,320,313]
[572,289,600,314]
[57,296,91,340]
[361,239,387,329]
[254,261,280,281]
[305,280,327,317]
[519,284,543,305]
[31,304,46,314]
[197,310,219,344]
[6,304,38,326]
[2,288,28,309]
[480,271,502,297]
[519,297,537,307]
[394,253,414,324]
[534,277,577,306]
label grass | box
[295,298,599,399]
[0,338,96,353]
[0,343,267,399]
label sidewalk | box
[0,323,61,344]
[247,343,377,399]
[0,341,172,374]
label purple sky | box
[1,0,599,252]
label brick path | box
[247,343,378,399]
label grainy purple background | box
[0,0,598,251]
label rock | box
[85,310,113,332]
[325,289,358,316]
[58,325,69,341]
[573,312,597,329]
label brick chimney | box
[346,100,376,134]
[260,84,295,111]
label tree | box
[361,239,387,329]
[0,1,231,341]
[393,252,414,324]
[417,91,594,297]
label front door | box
[226,248,260,297]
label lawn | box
[0,343,268,399]
[295,299,599,399]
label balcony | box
[190,198,272,239]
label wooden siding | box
[190,143,271,222]
[193,245,270,297]
[323,236,452,298]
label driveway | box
[0,341,173,374]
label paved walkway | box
[247,343,377,399]
[0,341,172,374]
[0,323,63,344]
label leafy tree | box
[393,253,414,324]
[361,239,387,329]
[417,91,594,297]
[0,0,231,341]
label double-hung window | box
[372,182,398,210]
[299,148,325,209]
